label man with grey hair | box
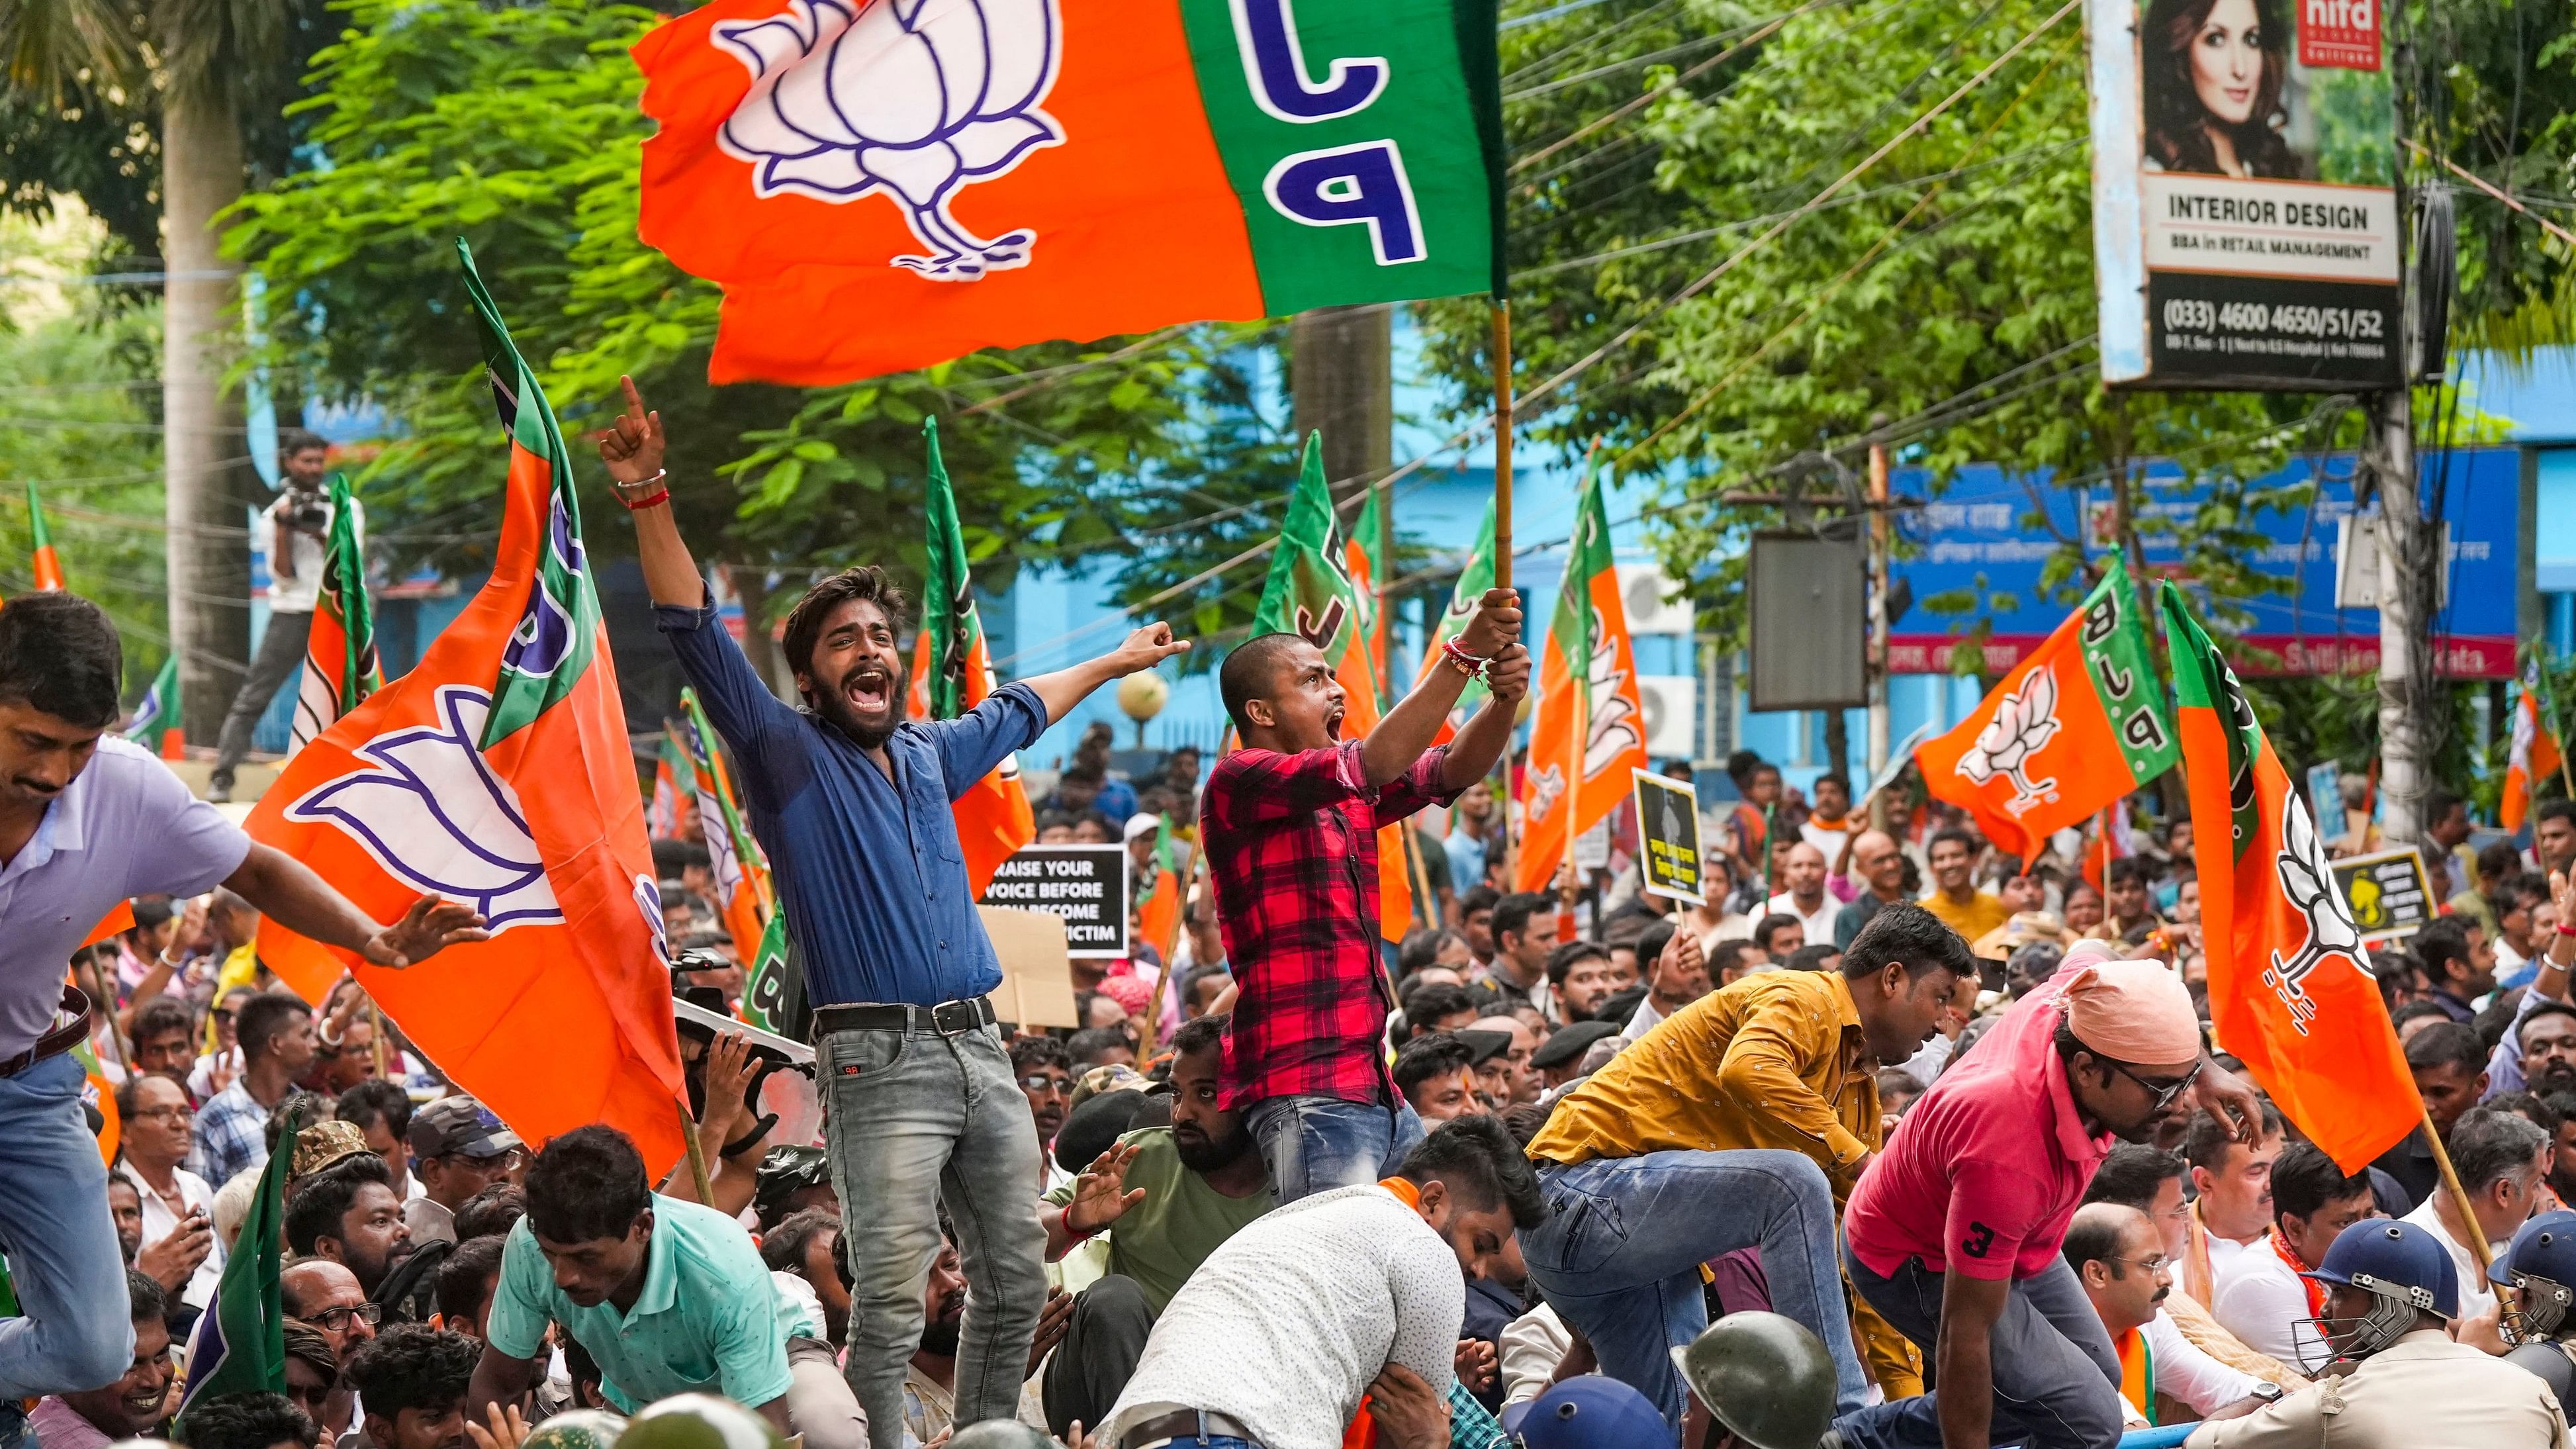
[2401,1107,2551,1329]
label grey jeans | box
[1828,1245,2124,1449]
[212,606,312,782]
[784,1336,868,1449]
[819,1018,1048,1442]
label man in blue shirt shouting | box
[598,378,1187,1439]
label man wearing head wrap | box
[1826,956,2264,1449]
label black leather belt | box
[0,986,91,1079]
[1119,1410,1261,1449]
[809,996,994,1039]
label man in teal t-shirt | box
[1038,1015,1273,1434]
[462,1126,866,1449]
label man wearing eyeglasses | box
[2062,1203,2278,1429]
[1829,951,2264,1449]
[111,1074,219,1313]
[283,1260,381,1366]
[402,1098,524,1248]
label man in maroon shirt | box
[1203,587,1526,1200]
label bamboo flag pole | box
[2420,1099,2499,1277]
[369,1002,390,1082]
[676,1096,716,1204]
[1493,301,1517,891]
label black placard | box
[1633,769,1705,905]
[979,845,1130,958]
[2328,847,2436,942]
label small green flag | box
[175,1125,290,1426]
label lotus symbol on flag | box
[285,685,563,933]
[2271,793,2369,985]
[713,0,1065,281]
[1956,666,2061,815]
[1524,763,1565,825]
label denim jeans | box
[1243,1094,1424,1202]
[819,1019,1048,1442]
[1518,1150,1868,1428]
[0,1053,136,1400]
[1828,1245,2123,1449]
[211,607,311,785]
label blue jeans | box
[0,1054,134,1399]
[1243,1094,1424,1202]
[819,1021,1048,1443]
[1829,1245,2123,1449]
[1518,1151,1869,1428]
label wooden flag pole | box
[2544,645,2576,798]
[676,1096,716,1205]
[1493,301,1516,891]
[2419,1099,2499,1276]
[1138,843,1191,1061]
[369,1002,390,1082]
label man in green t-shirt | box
[463,1126,867,1449]
[1039,1013,1273,1435]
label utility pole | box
[1289,305,1393,502]
[2366,387,2432,845]
[1866,419,1892,828]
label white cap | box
[1125,812,1162,841]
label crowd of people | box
[9,393,2576,1449]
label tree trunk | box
[2367,388,2433,843]
[162,89,251,742]
[1289,305,1393,500]
[1823,706,1850,792]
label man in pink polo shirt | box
[1825,949,2264,1449]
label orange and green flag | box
[905,417,1036,896]
[246,242,686,1173]
[25,481,61,590]
[288,472,383,759]
[1253,432,1413,939]
[1407,497,1496,747]
[631,0,1504,383]
[2504,649,2564,833]
[2162,582,2416,1172]
[1136,815,1189,966]
[126,655,185,761]
[647,729,698,840]
[1347,489,1391,701]
[1514,463,1647,892]
[676,685,777,974]
[1915,557,2178,863]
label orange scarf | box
[2113,1327,2155,1425]
[2270,1227,2329,1318]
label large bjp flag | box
[247,244,686,1172]
[631,0,1503,383]
[1252,433,1413,939]
[1915,557,2179,863]
[2162,583,2416,1172]
[905,418,1035,896]
[1514,463,1647,892]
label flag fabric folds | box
[676,686,776,974]
[176,1123,289,1429]
[1136,816,1189,967]
[1348,490,1391,702]
[1252,432,1414,940]
[1916,557,2180,863]
[905,418,1036,896]
[648,730,698,841]
[246,242,686,1173]
[288,472,384,759]
[1514,463,1648,892]
[631,0,1504,383]
[2163,583,2417,1172]
[126,655,185,761]
[1407,498,1497,745]
[2505,653,2564,832]
[25,481,62,591]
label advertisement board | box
[2088,0,2402,389]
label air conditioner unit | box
[1636,675,1696,760]
[1618,562,1696,635]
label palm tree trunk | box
[161,86,250,743]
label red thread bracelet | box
[619,487,670,511]
[1442,638,1488,678]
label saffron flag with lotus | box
[2504,651,2564,833]
[246,244,686,1172]
[631,0,1503,383]
[1514,462,1647,892]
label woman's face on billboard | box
[2189,0,2265,125]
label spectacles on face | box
[2105,1254,2171,1276]
[2105,1057,2204,1113]
[130,1105,193,1125]
[1020,1076,1071,1097]
[310,1302,381,1332]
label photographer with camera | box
[210,429,366,803]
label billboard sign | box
[2088,0,2402,389]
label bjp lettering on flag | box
[2164,583,2416,1171]
[631,0,1502,383]
[1916,557,2178,863]
[1516,462,1648,892]
[246,244,686,1172]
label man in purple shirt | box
[599,380,1189,1440]
[0,594,483,1446]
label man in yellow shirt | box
[1518,902,1978,1429]
[1918,828,2011,942]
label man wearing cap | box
[1522,904,1977,1428]
[2184,1219,2565,1448]
[404,1098,524,1247]
[1528,1020,1618,1093]
[1828,953,2264,1449]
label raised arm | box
[223,843,487,968]
[1365,588,1524,789]
[1020,622,1191,723]
[598,375,702,608]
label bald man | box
[1835,831,1910,951]
[1766,841,1837,945]
[2064,1203,2277,1428]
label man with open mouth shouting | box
[600,377,1189,1444]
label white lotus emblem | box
[714,0,1065,281]
[2272,793,2367,985]
[1956,665,2061,815]
[285,685,562,933]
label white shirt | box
[2140,1307,2268,1415]
[2211,1240,2317,1370]
[2402,1199,2499,1323]
[2205,1232,2251,1279]
[261,491,365,614]
[116,1160,224,1309]
[0,738,248,1057]
[1498,1302,1572,1409]
[1763,891,1838,949]
[1622,996,1669,1043]
[1103,1185,1461,1449]
[1800,819,1852,865]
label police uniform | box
[2184,1329,2566,1448]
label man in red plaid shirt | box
[1203,588,1528,1200]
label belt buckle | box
[930,999,978,1035]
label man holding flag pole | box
[598,376,1189,1441]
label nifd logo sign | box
[2299,0,2379,71]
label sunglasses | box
[1020,1075,1072,1097]
[2104,1057,2203,1113]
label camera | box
[281,486,330,533]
